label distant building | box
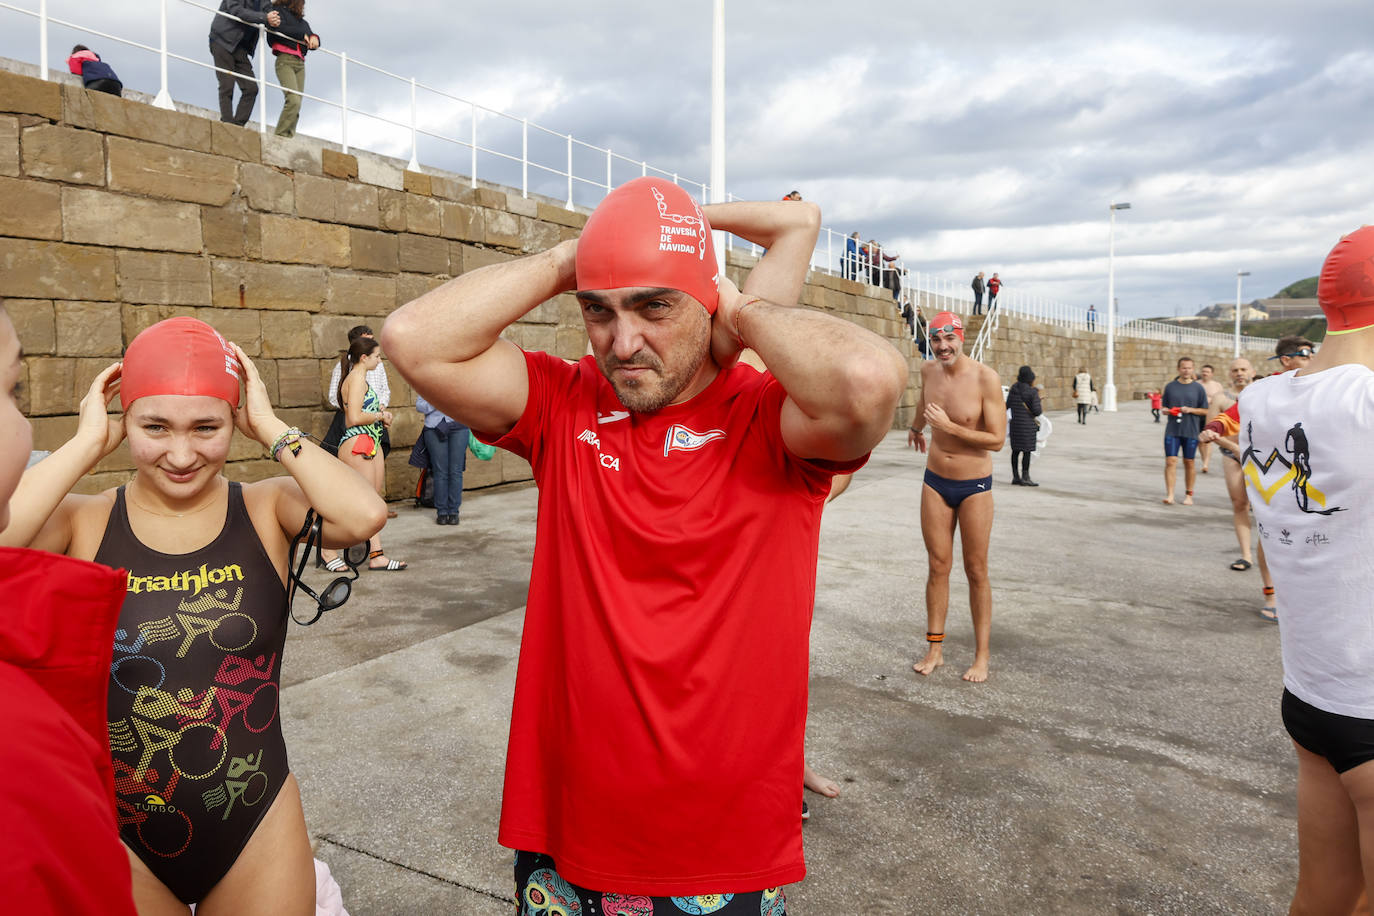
[1254,298,1323,320]
[1207,302,1269,321]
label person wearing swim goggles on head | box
[1,316,385,914]
[1238,226,1374,914]
[0,305,138,915]
[1268,335,1316,372]
[907,311,1007,683]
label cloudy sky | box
[4,0,1372,317]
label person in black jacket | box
[1006,365,1043,486]
[972,272,985,315]
[269,0,320,138]
[208,0,281,126]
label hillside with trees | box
[1274,277,1318,298]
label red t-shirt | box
[0,548,136,916]
[988,277,1001,294]
[486,351,866,895]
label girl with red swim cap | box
[1,317,386,914]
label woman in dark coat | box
[1007,365,1043,486]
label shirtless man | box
[1197,364,1224,472]
[1200,358,1279,618]
[908,312,1007,682]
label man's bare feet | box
[913,646,944,676]
[1161,495,1174,505]
[962,656,990,683]
[1182,493,1194,506]
[803,762,840,798]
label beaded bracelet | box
[270,427,305,462]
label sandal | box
[368,549,407,571]
[1230,558,1252,571]
[1259,586,1277,623]
[323,557,349,573]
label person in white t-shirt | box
[1239,226,1374,914]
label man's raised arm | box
[702,200,904,462]
[703,199,820,307]
[382,239,578,436]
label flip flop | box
[1230,558,1252,571]
[368,550,407,571]
[1258,605,1278,623]
[323,557,349,573]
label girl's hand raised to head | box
[230,343,287,447]
[76,362,125,459]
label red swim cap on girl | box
[120,317,242,410]
[576,177,720,314]
[928,311,965,341]
[1319,226,1374,333]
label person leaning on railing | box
[208,0,281,126]
[268,0,320,138]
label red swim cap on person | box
[1319,226,1374,333]
[928,311,964,341]
[120,317,242,410]
[576,177,720,314]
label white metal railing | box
[1,0,1279,359]
[893,272,1273,357]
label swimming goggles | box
[287,509,366,625]
[1267,348,1314,360]
[928,324,963,336]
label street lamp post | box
[1104,202,1131,412]
[1234,270,1251,358]
[708,0,726,277]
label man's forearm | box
[702,200,819,253]
[385,243,576,368]
[738,299,906,428]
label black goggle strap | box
[288,509,325,625]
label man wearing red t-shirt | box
[384,179,907,909]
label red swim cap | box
[1319,226,1374,333]
[928,311,964,341]
[576,177,720,314]
[120,317,242,410]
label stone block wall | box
[970,312,1272,414]
[1,68,918,500]
[4,67,1254,499]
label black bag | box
[320,409,346,457]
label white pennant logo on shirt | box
[663,424,726,456]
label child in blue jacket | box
[67,45,122,96]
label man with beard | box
[382,178,906,909]
[908,312,1006,682]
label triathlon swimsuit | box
[515,852,787,916]
[95,483,289,904]
[923,468,993,509]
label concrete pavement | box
[281,400,1296,915]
